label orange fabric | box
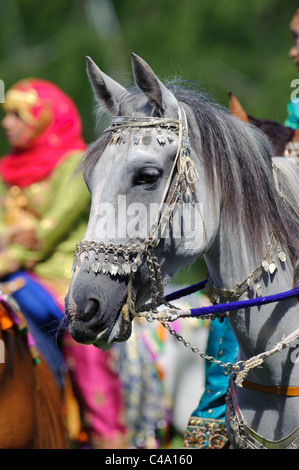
[0,303,14,330]
[229,92,250,123]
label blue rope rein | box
[165,279,299,318]
[165,278,209,302]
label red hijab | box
[0,79,86,188]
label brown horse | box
[229,92,299,163]
[0,291,68,449]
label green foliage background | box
[0,0,298,282]
[1,0,298,145]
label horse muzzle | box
[65,271,134,350]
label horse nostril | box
[81,298,99,322]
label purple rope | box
[164,280,299,318]
[189,286,299,317]
[165,278,209,302]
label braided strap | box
[234,326,299,386]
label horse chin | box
[66,298,134,351]
[65,272,136,350]
[92,303,133,350]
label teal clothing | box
[183,318,239,449]
[284,100,299,129]
[192,319,238,420]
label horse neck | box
[211,223,299,445]
[205,222,270,292]
[205,217,296,301]
[205,220,299,382]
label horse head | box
[65,54,218,350]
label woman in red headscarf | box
[0,78,131,448]
[0,79,168,450]
[0,80,92,383]
[0,79,88,298]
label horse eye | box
[136,168,161,186]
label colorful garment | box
[116,321,168,449]
[63,321,168,449]
[0,79,89,389]
[62,333,130,449]
[0,78,167,449]
[183,318,239,449]
[0,79,89,289]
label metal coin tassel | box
[72,241,141,277]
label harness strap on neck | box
[242,380,299,397]
[227,379,299,448]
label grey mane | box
[81,79,299,285]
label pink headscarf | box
[0,78,86,188]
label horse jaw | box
[92,302,133,350]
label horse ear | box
[228,91,249,123]
[131,53,178,115]
[86,56,128,114]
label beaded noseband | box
[72,102,203,320]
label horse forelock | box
[76,132,111,180]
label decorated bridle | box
[72,101,204,326]
[72,98,299,384]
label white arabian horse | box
[65,54,299,449]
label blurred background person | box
[0,78,88,392]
